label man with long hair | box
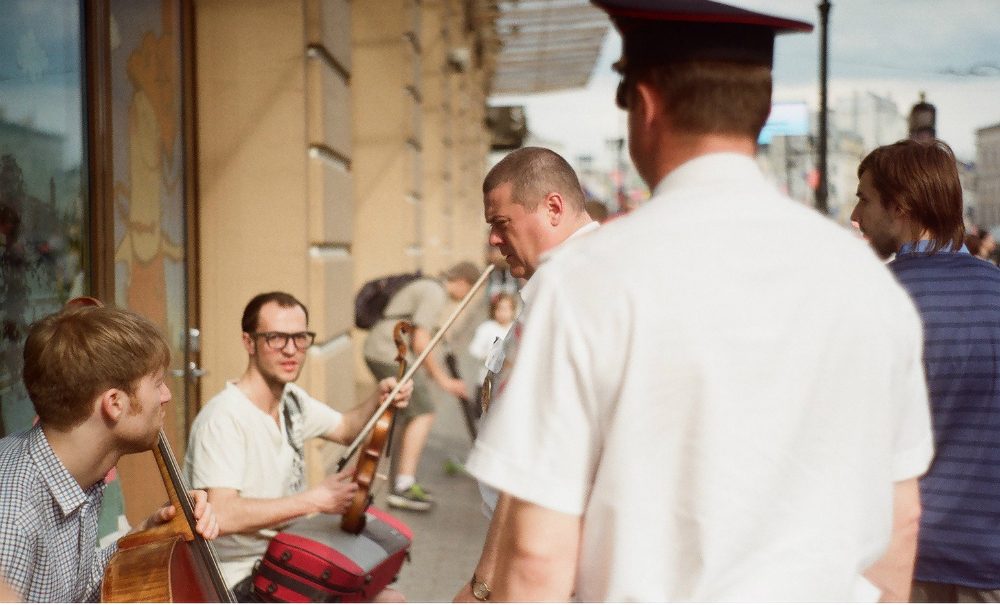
[853,139,1000,602]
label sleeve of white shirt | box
[889,296,935,481]
[186,408,247,492]
[466,268,602,516]
[291,385,343,441]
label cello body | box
[102,536,222,602]
[102,432,234,602]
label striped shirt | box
[890,245,1000,588]
[0,425,117,601]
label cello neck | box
[153,431,236,602]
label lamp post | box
[816,0,831,215]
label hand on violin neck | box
[301,466,358,515]
[379,377,413,409]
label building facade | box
[1,0,501,531]
[976,123,1000,228]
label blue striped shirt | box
[890,244,1000,588]
[0,425,117,601]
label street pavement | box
[370,393,490,602]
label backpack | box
[354,272,423,329]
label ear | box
[633,79,662,131]
[543,192,566,226]
[99,388,127,423]
[242,332,256,356]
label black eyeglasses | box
[250,331,316,350]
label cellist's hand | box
[303,467,358,514]
[378,377,413,409]
[187,489,221,540]
[134,490,220,540]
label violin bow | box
[337,264,495,470]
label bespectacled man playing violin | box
[184,291,412,602]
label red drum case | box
[251,507,412,602]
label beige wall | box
[194,1,495,482]
[196,0,355,410]
[351,0,493,380]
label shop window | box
[0,1,87,436]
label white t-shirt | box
[184,381,342,587]
[467,153,934,602]
[468,319,513,381]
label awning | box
[486,0,610,95]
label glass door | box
[105,0,196,525]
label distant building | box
[976,123,1000,228]
[832,91,907,152]
[958,160,978,223]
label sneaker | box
[386,484,433,511]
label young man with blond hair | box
[0,305,218,602]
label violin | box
[102,431,234,602]
[334,264,496,534]
[340,321,413,534]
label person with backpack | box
[362,262,479,511]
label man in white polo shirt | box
[465,0,934,601]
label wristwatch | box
[470,574,491,601]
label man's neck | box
[235,368,286,415]
[42,422,121,489]
[646,132,756,189]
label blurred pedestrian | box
[467,292,517,383]
[363,262,477,511]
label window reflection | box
[0,1,86,435]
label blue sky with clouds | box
[491,0,1000,165]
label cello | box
[337,264,495,534]
[101,430,235,602]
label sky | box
[489,0,1000,167]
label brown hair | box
[482,147,587,212]
[23,306,171,430]
[858,139,964,253]
[242,292,309,334]
[489,292,518,321]
[635,59,773,139]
